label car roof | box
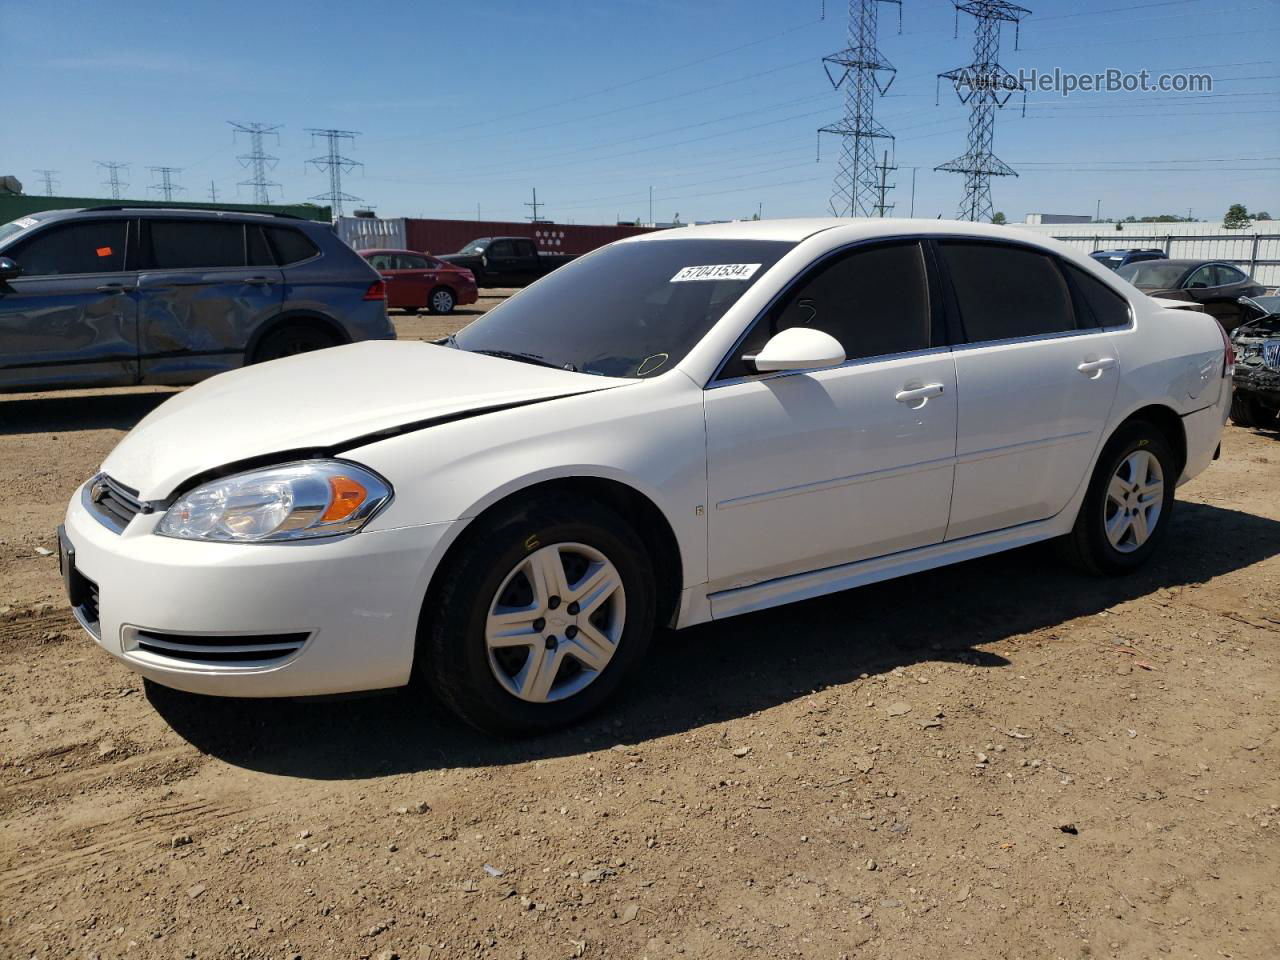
[620,217,1073,245]
[357,248,427,256]
[18,206,314,225]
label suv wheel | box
[252,323,339,363]
[1057,420,1177,576]
[428,287,456,315]
[417,494,656,733]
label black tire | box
[251,323,340,363]
[427,286,456,315]
[1230,392,1277,428]
[416,494,656,734]
[1056,419,1178,576]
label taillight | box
[1217,321,1235,377]
[364,279,386,301]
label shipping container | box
[403,218,664,258]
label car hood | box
[100,340,630,500]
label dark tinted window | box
[1066,264,1131,328]
[397,254,430,270]
[454,239,794,378]
[148,221,245,269]
[940,242,1075,342]
[513,240,537,257]
[265,227,319,265]
[721,241,931,379]
[1214,264,1246,286]
[489,240,516,258]
[247,225,274,267]
[13,220,127,276]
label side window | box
[939,242,1076,342]
[247,225,275,267]
[1214,264,1246,286]
[265,227,320,266]
[513,240,537,258]
[1065,264,1131,328]
[720,241,932,380]
[489,240,515,258]
[424,257,443,269]
[397,254,429,270]
[11,220,128,276]
[1185,265,1215,289]
[147,221,245,269]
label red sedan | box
[359,248,478,315]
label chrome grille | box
[1263,339,1280,371]
[84,474,146,533]
[126,629,309,666]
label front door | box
[704,239,957,591]
[136,219,283,383]
[0,218,138,390]
[937,241,1121,540]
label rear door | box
[391,253,433,309]
[136,219,284,383]
[0,218,139,390]
[939,241,1121,540]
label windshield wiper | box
[473,349,577,372]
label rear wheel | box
[428,287,456,315]
[417,495,656,734]
[1057,420,1177,576]
[251,323,340,363]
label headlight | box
[157,460,392,543]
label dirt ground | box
[1,301,1278,960]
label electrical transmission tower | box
[95,161,129,200]
[148,166,185,202]
[818,0,902,218]
[935,1,1030,222]
[872,151,897,217]
[33,169,60,197]
[305,128,363,217]
[229,121,283,205]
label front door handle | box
[244,276,273,285]
[95,282,135,294]
[1077,357,1117,378]
[895,382,945,405]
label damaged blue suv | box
[0,206,394,391]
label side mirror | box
[0,257,19,282]
[745,327,845,373]
[480,255,488,267]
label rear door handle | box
[95,282,135,294]
[244,276,273,285]
[1077,357,1117,378]
[895,383,946,404]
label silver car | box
[0,207,395,391]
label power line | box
[819,0,902,217]
[33,169,59,197]
[305,128,363,217]
[148,166,184,202]
[525,188,547,222]
[95,161,129,200]
[229,121,283,205]
[935,0,1031,223]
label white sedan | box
[60,219,1232,732]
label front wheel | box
[1057,420,1177,576]
[417,495,656,733]
[1230,392,1277,428]
[427,286,456,315]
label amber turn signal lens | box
[321,476,368,523]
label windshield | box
[457,238,491,255]
[454,238,795,377]
[0,217,40,249]
[1117,261,1188,290]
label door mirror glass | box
[0,256,19,281]
[747,327,845,373]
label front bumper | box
[62,480,457,698]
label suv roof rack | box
[83,205,306,221]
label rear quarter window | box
[266,227,320,265]
[1065,264,1132,328]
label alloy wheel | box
[1103,449,1165,553]
[484,542,626,703]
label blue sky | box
[1,0,1277,224]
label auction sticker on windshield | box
[670,263,762,282]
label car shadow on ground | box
[147,499,1280,779]
[0,390,178,435]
